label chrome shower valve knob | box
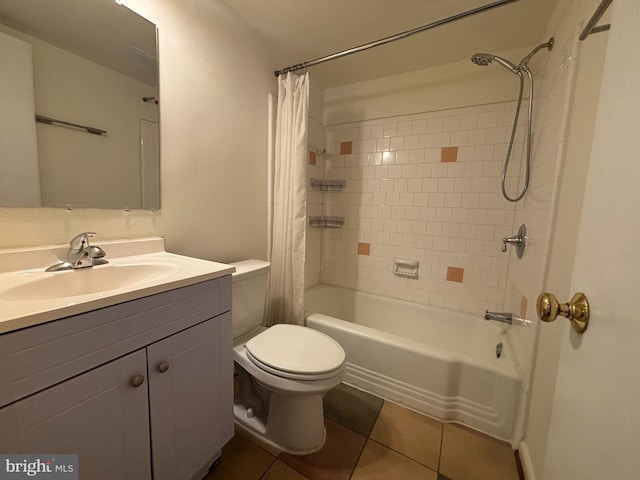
[502,224,526,259]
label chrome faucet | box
[67,232,105,267]
[485,310,531,327]
[502,224,526,259]
[485,311,514,324]
[46,232,108,272]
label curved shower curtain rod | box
[274,0,521,77]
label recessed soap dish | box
[393,259,419,278]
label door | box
[0,350,151,479]
[541,1,640,478]
[147,313,234,480]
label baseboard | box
[518,441,536,480]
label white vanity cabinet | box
[0,349,153,478]
[0,276,233,480]
[148,312,232,480]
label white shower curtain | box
[267,72,309,326]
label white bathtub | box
[305,284,523,444]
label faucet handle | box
[501,224,526,259]
[69,232,96,251]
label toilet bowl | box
[230,260,345,454]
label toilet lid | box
[245,324,345,376]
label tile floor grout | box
[217,383,521,480]
[256,457,275,480]
[251,434,444,480]
[367,437,439,475]
[437,422,444,473]
[349,432,367,479]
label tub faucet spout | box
[484,311,532,327]
[484,311,513,324]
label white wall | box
[0,0,275,264]
[324,46,534,126]
[541,0,640,477]
[520,0,609,477]
[125,0,275,261]
[0,31,40,207]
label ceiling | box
[223,0,558,88]
[0,0,157,85]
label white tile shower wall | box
[305,117,325,288]
[320,102,528,315]
[504,26,580,391]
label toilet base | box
[233,392,327,455]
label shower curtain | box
[267,72,309,326]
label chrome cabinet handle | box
[157,362,170,374]
[131,375,145,388]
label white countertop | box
[0,237,234,334]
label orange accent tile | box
[340,141,353,155]
[441,146,459,163]
[358,242,371,256]
[309,151,316,166]
[446,266,464,283]
[520,295,528,319]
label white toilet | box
[230,260,345,454]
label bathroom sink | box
[0,237,236,334]
[0,263,179,301]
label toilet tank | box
[230,259,271,339]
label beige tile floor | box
[205,384,522,480]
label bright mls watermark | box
[0,456,77,479]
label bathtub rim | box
[304,311,521,383]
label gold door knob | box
[130,375,145,388]
[157,362,170,373]
[536,292,590,333]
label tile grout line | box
[257,455,279,480]
[346,435,368,480]
[347,396,383,479]
[366,438,439,477]
[437,422,445,477]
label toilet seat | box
[245,324,345,380]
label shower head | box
[471,37,554,73]
[470,53,518,73]
[470,53,494,66]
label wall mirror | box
[0,0,160,210]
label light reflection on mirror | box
[0,0,159,209]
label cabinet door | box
[0,349,151,479]
[147,313,233,480]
